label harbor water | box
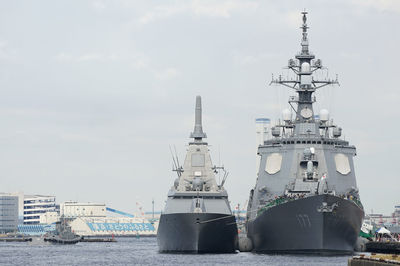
[0,237,352,265]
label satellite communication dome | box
[319,109,329,122]
[282,109,291,122]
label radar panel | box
[265,153,282,174]
[334,153,351,175]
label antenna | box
[174,145,181,170]
[169,145,182,177]
[270,12,339,127]
[218,145,221,185]
[169,145,178,169]
[220,170,229,188]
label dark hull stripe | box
[247,194,364,254]
[157,213,238,253]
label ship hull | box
[247,194,364,254]
[157,212,238,253]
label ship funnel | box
[190,96,207,141]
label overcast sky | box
[0,0,399,215]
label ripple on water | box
[0,237,351,265]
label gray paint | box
[162,96,233,215]
[246,12,364,253]
[158,96,237,252]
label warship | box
[245,12,364,254]
[157,96,238,253]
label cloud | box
[138,5,185,25]
[137,0,259,25]
[59,133,106,143]
[77,53,105,62]
[351,0,400,13]
[54,53,73,62]
[131,58,148,70]
[283,10,303,28]
[154,67,180,80]
[0,40,17,60]
[232,51,279,66]
[92,1,106,11]
[191,0,258,18]
[54,53,119,62]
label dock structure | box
[349,254,400,266]
[366,242,400,254]
[0,237,32,242]
[80,237,116,243]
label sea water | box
[0,237,352,265]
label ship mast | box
[271,11,339,126]
[190,95,207,144]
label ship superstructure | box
[246,12,364,254]
[157,96,237,253]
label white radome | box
[319,109,329,122]
[301,62,311,72]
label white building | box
[69,217,158,237]
[39,211,59,224]
[23,195,57,224]
[60,202,106,218]
[255,118,271,174]
[255,118,271,146]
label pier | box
[0,237,32,242]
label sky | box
[0,0,399,215]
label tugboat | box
[44,217,81,244]
[245,12,364,254]
[157,96,238,253]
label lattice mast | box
[271,11,339,125]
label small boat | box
[44,218,81,244]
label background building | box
[39,211,59,224]
[255,118,271,175]
[0,194,18,233]
[58,201,157,237]
[255,118,271,146]
[23,195,57,224]
[60,202,106,218]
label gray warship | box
[245,12,364,254]
[157,96,238,253]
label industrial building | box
[70,217,157,237]
[60,201,106,218]
[17,197,158,236]
[62,202,157,236]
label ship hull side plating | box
[247,194,364,254]
[157,213,237,253]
